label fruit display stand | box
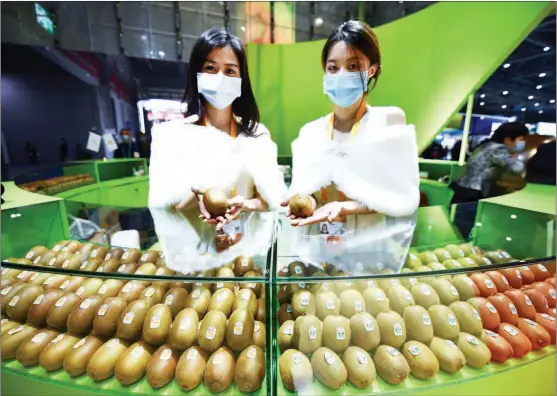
[418,159,464,184]
[63,159,148,183]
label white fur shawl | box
[288,106,420,217]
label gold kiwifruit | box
[240,273,262,298]
[107,247,125,261]
[114,341,155,386]
[376,311,406,349]
[120,248,142,264]
[350,312,380,351]
[96,279,124,298]
[428,305,460,340]
[203,188,228,217]
[226,309,254,352]
[152,266,175,289]
[403,305,434,344]
[293,314,323,354]
[253,320,266,348]
[42,275,72,291]
[135,263,158,286]
[208,288,235,317]
[279,349,313,392]
[168,308,199,350]
[234,288,257,316]
[140,285,166,307]
[38,251,59,267]
[214,267,235,291]
[116,299,150,340]
[1,319,20,336]
[176,346,208,391]
[232,256,253,276]
[428,337,466,373]
[87,338,130,381]
[38,333,81,371]
[59,276,87,293]
[456,332,491,368]
[60,240,81,254]
[99,257,122,273]
[331,279,356,296]
[343,346,376,388]
[411,283,441,309]
[66,294,104,335]
[142,304,172,346]
[116,263,138,275]
[162,287,188,318]
[27,290,65,327]
[6,284,44,322]
[75,277,103,298]
[12,269,37,283]
[315,290,340,320]
[78,257,103,272]
[340,289,366,318]
[93,297,128,337]
[23,245,49,262]
[291,290,316,318]
[198,309,227,353]
[322,314,351,353]
[204,347,236,393]
[311,347,347,390]
[278,320,295,352]
[185,287,211,319]
[60,254,85,270]
[27,272,51,286]
[16,328,60,367]
[139,250,160,265]
[429,278,460,306]
[46,293,82,331]
[289,195,314,218]
[363,287,390,317]
[1,283,28,314]
[286,281,309,298]
[374,345,410,385]
[117,280,146,304]
[63,335,104,377]
[402,340,439,379]
[235,345,266,392]
[2,324,38,359]
[146,344,180,389]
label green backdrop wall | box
[247,2,554,156]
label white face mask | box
[197,72,242,109]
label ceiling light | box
[534,103,540,107]
[314,17,323,27]
[544,46,550,52]
[480,102,485,106]
[539,110,544,114]
[539,73,546,78]
[503,63,511,68]
[536,85,543,89]
[550,99,556,104]
[502,91,508,95]
[501,105,507,109]
[528,95,534,99]
[521,108,526,112]
[480,94,486,98]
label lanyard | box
[321,103,367,203]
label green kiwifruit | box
[75,277,103,298]
[400,276,419,291]
[140,285,166,307]
[460,243,479,256]
[377,311,406,348]
[185,287,212,319]
[451,275,480,301]
[87,338,130,381]
[315,290,340,320]
[289,195,314,218]
[429,278,460,305]
[374,345,410,385]
[428,305,460,340]
[433,248,452,262]
[403,305,434,344]
[66,294,104,335]
[121,248,142,264]
[16,328,60,367]
[322,314,351,353]
[311,347,347,390]
[139,250,160,265]
[203,188,228,217]
[168,308,199,350]
[204,347,236,392]
[333,279,357,296]
[456,332,491,368]
[419,251,439,265]
[443,259,463,270]
[279,349,313,392]
[2,324,38,359]
[427,262,447,272]
[286,281,308,299]
[93,297,128,337]
[291,290,316,318]
[460,256,480,267]
[449,301,483,336]
[63,335,104,377]
[208,288,235,317]
[253,321,266,348]
[428,337,466,373]
[162,287,188,318]
[402,340,439,379]
[143,303,172,346]
[293,314,323,354]
[411,283,441,309]
[343,346,376,388]
[235,345,266,392]
[278,320,295,352]
[234,288,257,316]
[27,290,64,327]
[386,285,414,315]
[116,299,150,341]
[176,346,208,391]
[339,289,366,318]
[118,281,146,304]
[146,344,180,389]
[363,288,390,317]
[445,244,466,259]
[350,312,380,351]
[198,309,227,353]
[226,308,254,352]
[46,292,82,331]
[6,284,44,322]
[39,333,81,371]
[114,341,154,386]
[405,253,423,270]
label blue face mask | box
[323,71,368,108]
[511,140,526,153]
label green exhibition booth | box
[2,2,556,396]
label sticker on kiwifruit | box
[293,314,323,354]
[402,340,439,379]
[279,349,313,392]
[118,281,146,304]
[143,304,172,346]
[428,337,466,373]
[6,284,44,322]
[411,283,441,309]
[291,290,316,318]
[314,291,340,320]
[376,311,407,349]
[350,312,380,351]
[342,346,376,388]
[116,299,150,341]
[278,320,295,352]
[362,288,390,317]
[449,301,483,336]
[429,278,460,306]
[374,345,410,385]
[403,305,434,344]
[428,305,461,340]
[226,308,255,352]
[39,333,81,372]
[322,314,351,353]
[456,332,491,368]
[198,310,227,352]
[140,285,166,307]
[234,288,258,317]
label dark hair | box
[491,122,529,143]
[182,27,260,136]
[321,20,382,90]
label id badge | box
[320,221,345,246]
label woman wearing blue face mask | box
[149,27,286,232]
[284,20,420,230]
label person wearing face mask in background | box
[283,20,420,233]
[114,128,138,159]
[450,122,529,203]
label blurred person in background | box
[25,142,40,164]
[59,138,68,162]
[450,122,529,203]
[138,133,151,160]
[114,128,138,158]
[526,139,556,185]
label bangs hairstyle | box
[182,27,260,136]
[321,20,382,90]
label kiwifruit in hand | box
[6,284,44,322]
[140,285,166,307]
[377,311,406,348]
[162,287,188,318]
[456,332,491,368]
[168,308,199,350]
[176,346,208,391]
[253,320,266,348]
[429,305,461,340]
[16,328,60,367]
[185,287,212,319]
[350,312,380,351]
[198,309,227,352]
[63,335,104,377]
[59,276,86,293]
[203,188,228,217]
[39,333,81,371]
[143,304,172,346]
[226,309,254,352]
[67,295,104,335]
[118,281,146,304]
[322,314,351,353]
[234,288,258,316]
[363,287,390,317]
[403,305,434,344]
[1,283,28,314]
[146,345,179,389]
[411,283,440,309]
[289,195,314,218]
[278,320,295,352]
[27,290,64,328]
[114,341,155,386]
[139,250,160,265]
[2,324,38,359]
[311,347,347,390]
[402,340,439,379]
[87,338,130,381]
[107,247,125,261]
[93,297,128,337]
[428,337,466,373]
[121,248,142,264]
[235,345,266,392]
[343,346,376,389]
[374,345,410,385]
[279,349,313,392]
[46,293,82,331]
[116,299,150,340]
[204,346,236,393]
[449,301,483,336]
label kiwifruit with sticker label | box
[87,338,130,381]
[411,283,440,309]
[2,323,38,359]
[100,257,122,273]
[339,289,366,318]
[429,337,466,373]
[61,240,82,254]
[343,346,376,388]
[12,269,37,283]
[67,294,105,335]
[16,328,61,367]
[315,290,340,321]
[403,305,434,344]
[185,287,211,319]
[234,255,254,276]
[198,309,227,353]
[6,284,44,322]
[93,297,128,337]
[26,289,64,327]
[429,305,460,340]
[134,263,158,287]
[63,335,105,377]
[107,247,125,261]
[46,293,82,331]
[256,297,266,322]
[75,278,103,299]
[59,254,84,271]
[386,285,414,316]
[291,290,316,318]
[456,332,491,368]
[48,251,73,268]
[374,345,410,385]
[429,278,460,305]
[78,257,103,272]
[151,266,175,290]
[142,304,172,346]
[115,263,138,275]
[38,251,59,267]
[449,301,483,336]
[168,308,199,350]
[350,312,380,351]
[204,346,236,393]
[162,287,187,318]
[311,347,347,390]
[293,314,323,354]
[1,319,20,336]
[117,281,145,304]
[1,283,28,314]
[234,345,266,392]
[279,349,313,392]
[39,333,81,371]
[116,299,150,341]
[402,340,439,379]
[376,311,406,349]
[58,276,86,293]
[450,275,480,301]
[42,275,71,291]
[208,288,234,317]
[214,267,235,292]
[120,248,142,264]
[175,346,208,391]
[234,288,258,316]
[363,287,390,317]
[146,344,179,389]
[226,309,254,352]
[278,320,295,352]
[140,285,166,307]
[114,340,155,386]
[253,320,266,348]
[23,245,49,262]
[322,314,351,353]
[240,272,262,297]
[97,279,124,298]
[139,250,160,265]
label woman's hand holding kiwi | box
[191,188,227,227]
[282,195,317,224]
[291,201,344,227]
